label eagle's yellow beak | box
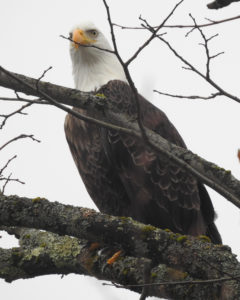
[72,29,96,48]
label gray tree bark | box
[0,194,240,299]
[0,68,240,210]
[1,68,240,299]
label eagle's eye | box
[88,29,98,38]
[69,32,73,39]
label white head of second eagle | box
[69,21,127,92]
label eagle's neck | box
[71,47,127,92]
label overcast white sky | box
[0,0,240,299]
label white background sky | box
[0,0,240,299]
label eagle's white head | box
[69,21,127,92]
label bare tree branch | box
[155,36,240,104]
[0,66,126,132]
[0,134,39,193]
[0,96,48,105]
[0,2,239,298]
[0,155,25,194]
[0,134,40,151]
[0,171,25,195]
[154,90,222,100]
[102,0,187,175]
[0,228,154,295]
[35,66,52,92]
[0,155,17,176]
[103,0,151,155]
[0,67,240,210]
[113,15,240,30]
[0,226,228,299]
[0,102,33,129]
[188,14,224,78]
[104,275,240,289]
[124,0,184,66]
[0,173,25,194]
[137,16,239,105]
[0,194,240,299]
[60,34,115,54]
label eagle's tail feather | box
[206,222,222,244]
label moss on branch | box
[1,68,240,209]
[0,194,240,299]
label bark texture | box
[0,194,240,299]
[0,68,240,210]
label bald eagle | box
[64,22,222,244]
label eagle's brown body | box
[65,80,221,243]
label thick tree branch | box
[0,228,227,300]
[0,194,240,299]
[0,228,154,295]
[0,68,240,210]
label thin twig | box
[1,173,12,194]
[113,15,240,30]
[60,35,115,54]
[0,153,25,195]
[1,173,25,194]
[0,134,40,151]
[154,90,222,100]
[125,0,184,66]
[102,0,150,151]
[188,14,224,79]
[0,102,33,129]
[0,155,17,176]
[103,275,240,289]
[0,97,47,104]
[156,36,240,104]
[36,66,52,91]
[197,254,240,283]
[102,0,185,156]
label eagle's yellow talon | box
[107,250,122,265]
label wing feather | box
[65,80,221,243]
